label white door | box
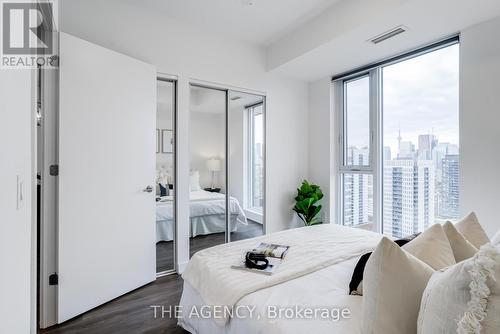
[58,33,156,322]
[0,66,34,334]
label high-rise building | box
[398,141,415,159]
[383,146,392,161]
[440,155,459,219]
[343,147,372,227]
[418,134,437,160]
[383,159,435,237]
[434,142,459,169]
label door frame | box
[156,73,178,278]
[37,64,59,329]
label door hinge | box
[49,165,59,176]
[49,273,58,285]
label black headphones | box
[245,251,269,270]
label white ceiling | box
[268,0,500,81]
[122,0,340,46]
[123,0,500,82]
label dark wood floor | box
[41,274,187,334]
[42,222,263,334]
[156,220,264,272]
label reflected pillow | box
[189,171,202,191]
[159,183,168,196]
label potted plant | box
[293,180,324,226]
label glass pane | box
[382,44,459,238]
[342,173,374,229]
[229,91,265,242]
[156,79,175,273]
[251,105,264,211]
[344,76,370,166]
[189,86,227,255]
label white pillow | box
[492,230,500,246]
[363,237,434,334]
[455,212,490,248]
[418,243,500,334]
[189,171,202,191]
[443,221,478,263]
[402,224,456,270]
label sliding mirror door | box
[228,91,265,241]
[156,78,176,274]
[189,85,227,255]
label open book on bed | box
[231,243,290,275]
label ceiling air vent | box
[369,26,407,44]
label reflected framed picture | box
[156,129,160,153]
[161,129,173,153]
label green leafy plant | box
[293,180,324,226]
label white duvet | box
[156,190,246,225]
[179,257,365,334]
[181,224,383,327]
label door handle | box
[143,186,154,193]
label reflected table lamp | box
[206,158,221,190]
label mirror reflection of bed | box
[156,78,176,274]
[155,84,266,274]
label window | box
[337,39,459,237]
[248,103,264,212]
[343,76,371,167]
[339,75,374,228]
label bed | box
[178,224,384,334]
[156,190,248,242]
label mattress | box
[178,257,364,334]
[156,190,246,222]
[156,190,248,242]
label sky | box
[346,43,459,156]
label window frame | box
[246,102,264,214]
[335,36,459,234]
[339,72,375,173]
[337,69,381,232]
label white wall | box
[460,16,500,237]
[307,78,336,224]
[61,0,309,270]
[190,111,226,190]
[0,70,35,333]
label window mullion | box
[370,68,382,234]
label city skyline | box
[346,44,459,154]
[345,129,460,237]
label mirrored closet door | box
[188,84,265,257]
[156,78,176,274]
